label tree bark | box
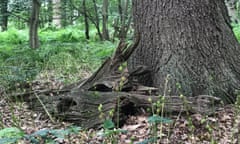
[52,0,61,28]
[48,0,53,27]
[92,0,103,40]
[61,0,67,27]
[29,0,40,49]
[119,0,131,40]
[83,0,90,40]
[102,0,110,40]
[1,0,8,31]
[128,0,240,103]
[114,0,132,40]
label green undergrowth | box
[232,23,240,42]
[0,126,81,144]
[0,26,117,89]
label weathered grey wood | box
[27,90,221,129]
[8,26,224,129]
[79,33,141,91]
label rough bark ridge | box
[129,0,240,102]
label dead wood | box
[26,91,221,129]
[7,34,223,129]
[78,32,142,91]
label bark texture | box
[1,0,8,31]
[25,91,220,129]
[129,0,240,102]
[102,0,110,40]
[29,0,40,49]
[83,0,90,40]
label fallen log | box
[8,33,223,129]
[26,90,221,129]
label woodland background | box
[0,0,240,143]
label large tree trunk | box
[1,0,8,31]
[29,0,40,49]
[128,0,240,102]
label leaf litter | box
[0,75,240,143]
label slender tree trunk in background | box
[129,0,240,102]
[29,0,40,49]
[83,0,90,40]
[102,0,110,40]
[69,4,74,25]
[61,0,67,27]
[92,0,103,40]
[48,0,53,27]
[52,0,61,28]
[118,0,123,23]
[40,1,47,28]
[120,0,131,40]
[114,0,131,40]
[1,0,8,31]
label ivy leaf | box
[0,127,24,139]
[137,137,157,144]
[0,137,20,144]
[148,115,172,124]
[103,119,115,129]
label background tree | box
[40,0,53,28]
[61,0,67,27]
[8,0,30,29]
[102,0,110,40]
[112,0,132,40]
[128,0,240,102]
[52,0,61,28]
[0,0,9,31]
[29,0,41,49]
[92,0,103,40]
[82,0,90,39]
[225,0,240,24]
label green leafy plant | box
[0,127,24,144]
[0,126,81,144]
[25,126,81,143]
[144,75,173,143]
[98,103,126,144]
[98,119,127,144]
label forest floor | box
[0,73,240,144]
[0,98,239,144]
